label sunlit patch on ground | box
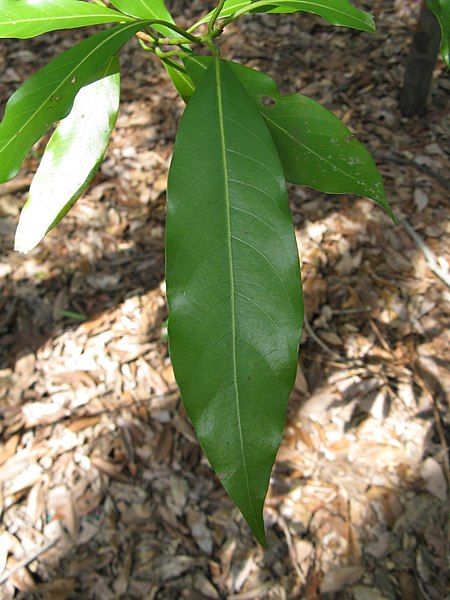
[0,1,449,597]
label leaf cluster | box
[1,0,443,544]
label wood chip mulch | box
[0,1,448,598]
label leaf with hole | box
[185,56,394,220]
[14,58,120,254]
[0,21,147,184]
[166,59,303,545]
[0,0,135,39]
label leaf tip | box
[14,202,41,254]
[364,12,376,33]
[14,231,36,255]
[256,529,268,548]
[243,508,267,547]
[378,196,397,225]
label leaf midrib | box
[0,13,131,26]
[215,60,257,524]
[138,0,161,19]
[187,56,378,198]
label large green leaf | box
[185,56,394,220]
[427,0,449,65]
[260,0,375,32]
[166,59,303,545]
[110,0,174,35]
[195,0,375,33]
[14,58,121,254]
[0,21,146,184]
[0,0,134,39]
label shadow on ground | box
[0,2,449,598]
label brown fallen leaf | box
[90,456,128,482]
[47,485,79,540]
[67,415,101,433]
[0,435,19,467]
[320,566,365,594]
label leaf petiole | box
[147,20,202,44]
[208,0,227,35]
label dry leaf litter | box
[0,1,449,598]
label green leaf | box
[261,0,375,32]
[427,0,450,65]
[166,59,303,545]
[0,21,146,184]
[14,58,120,254]
[194,0,273,23]
[195,0,375,33]
[0,0,134,39]
[163,60,195,103]
[110,0,174,35]
[185,56,395,221]
[114,0,185,93]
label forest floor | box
[0,1,449,598]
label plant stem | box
[136,12,225,58]
[147,20,202,43]
[156,48,188,60]
[208,0,227,36]
[138,38,154,52]
[136,31,155,46]
[144,27,159,42]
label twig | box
[414,369,450,489]
[0,537,59,586]
[303,314,343,360]
[400,217,450,287]
[277,516,307,585]
[331,307,371,315]
[369,317,392,353]
[373,152,449,189]
[0,177,32,197]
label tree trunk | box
[399,1,441,117]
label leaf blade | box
[185,56,394,220]
[195,0,375,32]
[166,59,303,544]
[0,0,134,38]
[14,57,121,254]
[110,0,174,34]
[163,60,195,102]
[263,0,375,32]
[427,0,449,65]
[0,21,146,184]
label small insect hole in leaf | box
[261,95,276,107]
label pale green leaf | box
[15,58,121,254]
[166,59,303,545]
[110,0,174,35]
[0,21,147,184]
[0,0,134,38]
